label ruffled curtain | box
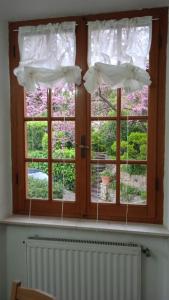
[84,16,152,93]
[14,22,81,91]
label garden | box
[26,84,148,204]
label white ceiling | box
[0,0,168,22]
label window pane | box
[91,88,117,117]
[25,87,47,117]
[26,162,48,200]
[91,164,116,203]
[120,121,147,160]
[25,121,48,158]
[52,84,75,117]
[52,163,75,201]
[91,121,116,160]
[120,164,147,205]
[52,121,75,159]
[121,86,148,116]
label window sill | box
[0,215,169,237]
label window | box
[9,8,168,223]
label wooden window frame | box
[9,7,168,223]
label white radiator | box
[26,238,141,300]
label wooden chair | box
[11,281,56,300]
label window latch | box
[76,135,89,158]
[77,144,89,149]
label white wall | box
[4,225,169,300]
[0,21,11,218]
[0,11,169,300]
[0,226,6,300]
[0,20,11,300]
[0,21,11,300]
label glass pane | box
[91,87,117,117]
[91,164,116,203]
[91,121,116,160]
[25,87,47,117]
[120,121,147,160]
[120,164,147,205]
[52,163,75,201]
[25,121,48,158]
[52,121,75,159]
[121,86,148,116]
[26,162,48,200]
[52,84,75,117]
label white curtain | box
[14,22,81,91]
[84,16,152,93]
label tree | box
[26,84,75,152]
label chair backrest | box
[11,281,55,300]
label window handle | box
[76,144,89,149]
[76,135,89,158]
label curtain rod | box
[12,18,159,31]
[86,18,159,24]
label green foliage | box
[116,131,147,175]
[91,129,106,152]
[121,164,146,176]
[120,182,146,201]
[53,163,75,191]
[55,131,65,149]
[93,121,147,160]
[28,177,48,199]
[110,180,116,190]
[28,177,63,199]
[100,168,112,177]
[27,150,47,159]
[121,121,147,141]
[92,121,116,156]
[53,181,63,199]
[28,121,47,151]
[127,132,147,160]
[107,90,117,117]
[53,148,75,159]
[29,148,75,192]
[42,133,48,151]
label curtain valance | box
[84,16,152,93]
[14,22,81,91]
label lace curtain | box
[14,22,81,91]
[84,16,152,93]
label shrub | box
[121,164,146,175]
[121,121,147,141]
[28,177,48,199]
[53,163,75,191]
[29,148,75,192]
[42,133,48,151]
[120,183,146,202]
[92,122,116,155]
[53,148,75,191]
[120,132,147,160]
[28,121,47,151]
[27,150,47,159]
[28,177,63,199]
[53,181,63,199]
[53,148,75,159]
[100,168,112,177]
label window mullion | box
[116,88,121,205]
[75,18,88,217]
[47,89,52,201]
